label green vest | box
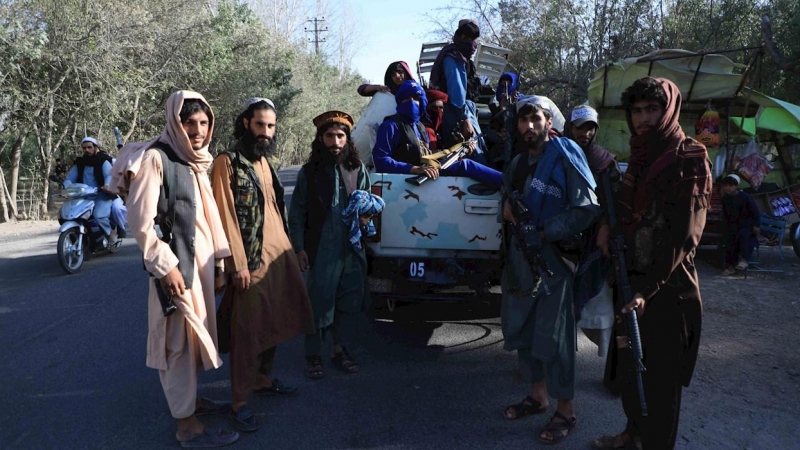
[222,150,264,271]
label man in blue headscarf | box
[372,80,501,188]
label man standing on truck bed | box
[288,111,371,380]
[500,97,600,445]
[429,19,487,155]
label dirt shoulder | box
[0,219,60,244]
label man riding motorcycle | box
[63,137,124,247]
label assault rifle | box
[601,171,648,416]
[406,135,481,186]
[508,191,554,295]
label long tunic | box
[501,149,600,396]
[288,164,370,330]
[128,150,223,374]
[210,154,315,356]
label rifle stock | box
[602,171,648,417]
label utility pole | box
[304,17,328,55]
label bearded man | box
[500,97,600,445]
[210,98,315,433]
[64,137,116,242]
[593,77,712,450]
[288,111,371,380]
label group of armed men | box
[69,18,713,450]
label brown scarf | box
[620,78,712,230]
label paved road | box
[4,166,793,449]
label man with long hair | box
[593,77,712,449]
[211,98,315,433]
[288,111,371,380]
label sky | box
[348,0,457,84]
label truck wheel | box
[57,228,85,274]
[791,222,800,259]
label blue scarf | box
[495,72,519,102]
[525,137,596,228]
[395,80,427,124]
[341,190,386,251]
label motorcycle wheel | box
[57,228,85,274]
[791,222,800,259]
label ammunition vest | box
[385,115,430,167]
[222,150,265,271]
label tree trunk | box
[9,134,25,205]
[0,168,9,222]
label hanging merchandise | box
[695,104,720,147]
[732,138,773,191]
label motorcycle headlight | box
[80,210,91,220]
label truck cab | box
[351,42,512,304]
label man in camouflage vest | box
[210,98,315,433]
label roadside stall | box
[587,48,800,257]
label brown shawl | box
[620,78,712,230]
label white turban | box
[516,95,566,133]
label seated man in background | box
[372,80,501,188]
[720,173,761,275]
[357,61,415,97]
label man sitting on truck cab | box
[372,80,501,188]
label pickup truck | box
[351,43,511,308]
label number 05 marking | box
[409,262,425,278]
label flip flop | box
[179,426,239,448]
[229,405,260,433]
[254,378,299,397]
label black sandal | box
[538,411,577,445]
[331,347,359,374]
[305,355,324,380]
[503,395,547,420]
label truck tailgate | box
[372,173,502,251]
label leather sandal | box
[331,347,359,374]
[592,431,640,449]
[538,411,577,445]
[305,355,324,380]
[503,395,548,420]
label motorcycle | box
[56,183,121,274]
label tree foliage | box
[448,0,800,111]
[0,0,367,220]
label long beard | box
[319,146,346,167]
[241,130,276,161]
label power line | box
[304,17,328,55]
